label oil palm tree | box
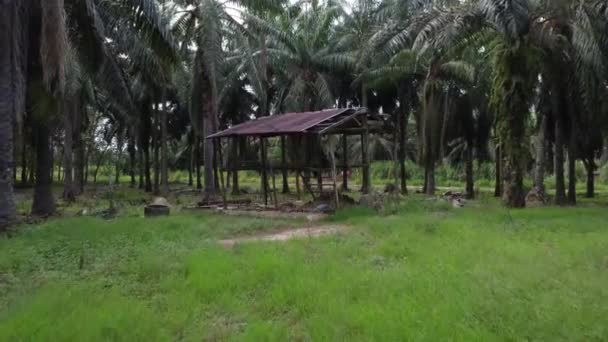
[414,0,608,206]
[0,0,28,227]
[170,0,282,200]
[248,2,355,112]
[0,0,175,224]
[412,1,541,207]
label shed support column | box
[216,138,227,207]
[342,134,348,191]
[304,136,312,194]
[231,137,239,195]
[317,137,323,193]
[361,115,370,194]
[260,137,268,206]
[281,136,289,193]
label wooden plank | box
[318,109,367,135]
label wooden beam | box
[318,109,367,135]
[260,137,268,206]
[312,124,384,136]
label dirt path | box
[219,224,350,248]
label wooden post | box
[216,138,227,208]
[260,137,268,206]
[280,136,289,193]
[271,158,278,208]
[295,172,301,200]
[317,171,323,193]
[329,142,340,209]
[316,136,323,193]
[342,134,348,191]
[361,113,370,194]
[304,136,312,196]
[231,137,239,195]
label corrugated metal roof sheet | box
[207,108,353,139]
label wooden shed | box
[207,107,385,205]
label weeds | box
[2,195,608,340]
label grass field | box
[2,192,608,341]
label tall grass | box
[2,197,608,340]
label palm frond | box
[121,0,178,63]
[438,61,475,85]
[65,0,106,74]
[478,0,531,39]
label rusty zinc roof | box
[207,108,353,139]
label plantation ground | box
[2,194,608,341]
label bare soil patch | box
[196,208,329,221]
[219,224,350,248]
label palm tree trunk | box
[138,142,144,189]
[425,163,435,196]
[495,51,529,208]
[554,115,566,205]
[73,109,84,195]
[567,135,577,205]
[160,102,169,195]
[153,106,160,195]
[465,143,474,199]
[195,135,202,189]
[534,113,547,190]
[83,147,89,186]
[203,112,217,198]
[585,158,595,198]
[601,137,608,165]
[566,95,577,205]
[361,83,368,108]
[115,134,123,185]
[0,95,16,226]
[12,123,18,185]
[188,143,194,187]
[56,151,62,183]
[423,167,428,193]
[128,128,136,188]
[567,149,576,205]
[32,123,56,216]
[29,159,35,184]
[141,107,152,192]
[21,134,28,187]
[62,100,75,201]
[0,0,24,227]
[399,90,410,195]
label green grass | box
[2,195,608,340]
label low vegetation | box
[2,194,607,340]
